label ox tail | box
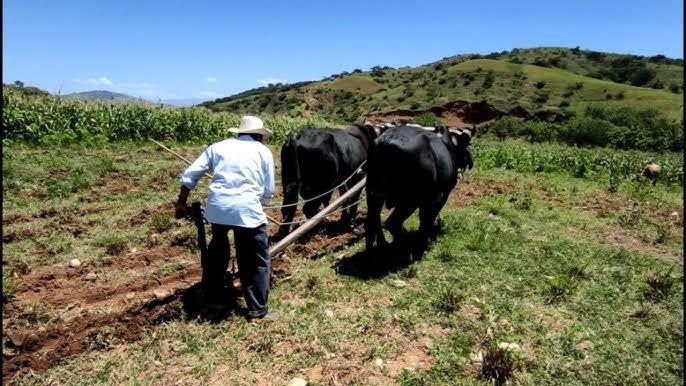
[277,134,301,237]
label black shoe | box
[247,310,278,323]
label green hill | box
[201,47,683,123]
[60,90,150,104]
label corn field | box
[1,88,335,145]
[473,139,683,184]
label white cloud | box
[257,77,287,86]
[205,76,217,83]
[73,76,113,86]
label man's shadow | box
[171,274,243,323]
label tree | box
[629,67,656,86]
[13,80,24,88]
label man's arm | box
[175,146,213,219]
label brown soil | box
[125,201,175,227]
[365,100,573,128]
[448,176,515,208]
[2,224,362,383]
[3,292,183,382]
[606,227,682,265]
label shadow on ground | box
[333,220,446,279]
[173,275,244,323]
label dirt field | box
[2,143,683,385]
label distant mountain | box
[159,98,211,107]
[60,90,149,104]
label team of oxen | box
[274,122,474,256]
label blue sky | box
[3,0,683,101]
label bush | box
[668,83,681,93]
[534,81,546,89]
[629,68,656,86]
[559,100,570,108]
[482,71,495,89]
[559,117,613,147]
[414,112,441,127]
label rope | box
[263,160,367,209]
[268,195,365,226]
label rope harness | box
[262,160,367,210]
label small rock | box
[287,377,308,386]
[324,309,334,318]
[84,272,97,281]
[390,279,407,288]
[68,259,81,268]
[100,256,113,266]
[131,247,138,254]
[148,233,160,247]
[577,340,594,350]
[374,358,384,368]
[126,292,136,299]
[6,331,25,347]
[153,289,169,299]
[498,342,521,352]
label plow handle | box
[187,202,209,286]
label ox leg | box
[303,192,332,219]
[384,203,417,243]
[276,181,299,239]
[339,185,362,230]
[365,194,386,252]
[418,194,449,247]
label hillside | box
[2,83,52,98]
[60,90,149,104]
[201,47,683,123]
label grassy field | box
[2,138,682,385]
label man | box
[175,115,275,320]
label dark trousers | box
[207,223,270,317]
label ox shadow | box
[334,219,448,279]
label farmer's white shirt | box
[180,135,275,227]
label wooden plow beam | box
[269,177,366,256]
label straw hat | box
[229,115,272,140]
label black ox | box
[365,125,473,254]
[275,124,377,238]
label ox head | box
[349,122,380,149]
[446,127,474,171]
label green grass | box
[4,140,682,385]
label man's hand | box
[175,185,191,219]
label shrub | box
[668,83,681,93]
[533,92,549,104]
[534,81,546,89]
[629,68,656,86]
[483,71,495,89]
[434,287,463,313]
[559,117,613,147]
[414,112,441,127]
[643,268,676,301]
